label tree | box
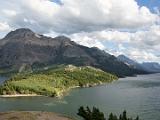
[122,110,127,120]
[135,116,139,120]
[77,106,105,120]
[92,107,105,120]
[108,113,118,120]
[77,106,140,120]
[77,106,89,120]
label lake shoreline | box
[0,94,43,98]
[0,82,113,98]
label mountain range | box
[117,55,160,73]
[0,28,148,77]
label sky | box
[0,0,160,63]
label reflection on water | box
[0,73,160,120]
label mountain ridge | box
[117,55,160,73]
[0,28,147,77]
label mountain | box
[117,55,143,70]
[0,28,146,77]
[141,62,160,73]
[117,55,160,73]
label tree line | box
[77,106,139,120]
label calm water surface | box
[0,73,160,120]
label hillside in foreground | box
[0,65,118,97]
[0,111,72,120]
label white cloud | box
[69,25,160,63]
[126,49,160,63]
[0,22,12,38]
[70,33,105,49]
[0,0,159,63]
[154,7,160,16]
[2,9,17,17]
[0,0,159,34]
[0,22,11,32]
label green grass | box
[0,65,118,97]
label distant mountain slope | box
[117,55,143,70]
[117,55,136,65]
[141,62,160,73]
[117,55,160,73]
[0,28,147,77]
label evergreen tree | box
[77,106,89,120]
[92,107,105,120]
[77,106,106,120]
[122,110,127,120]
[108,113,114,120]
[108,113,118,120]
[77,106,140,120]
[135,116,139,120]
[119,114,122,120]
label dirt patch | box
[0,111,73,120]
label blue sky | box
[52,0,160,11]
[137,0,160,11]
[52,0,62,4]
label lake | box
[0,73,160,120]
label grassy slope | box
[0,65,118,97]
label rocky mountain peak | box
[4,28,35,39]
[54,35,71,42]
[117,54,139,66]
